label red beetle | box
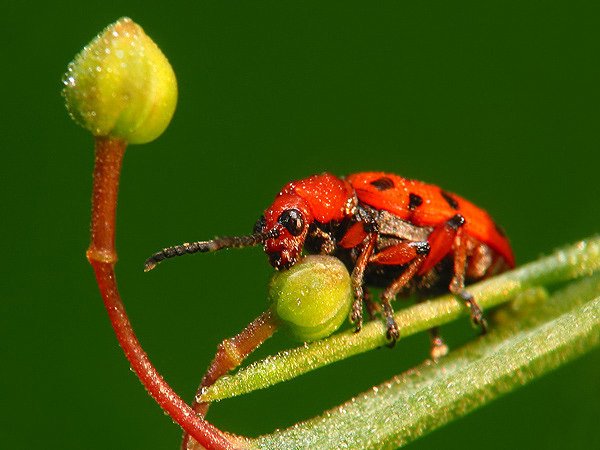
[145,172,514,345]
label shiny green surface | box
[3,2,599,449]
[269,255,352,342]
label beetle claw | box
[385,319,400,346]
[351,312,363,333]
[459,291,488,334]
[476,316,488,335]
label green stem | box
[201,236,600,403]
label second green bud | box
[269,255,353,342]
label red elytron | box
[145,172,514,343]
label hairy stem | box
[87,136,232,450]
[249,277,600,449]
[183,311,279,450]
[201,236,600,403]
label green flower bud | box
[62,17,177,144]
[269,255,353,342]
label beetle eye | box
[253,215,266,234]
[278,209,304,236]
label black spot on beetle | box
[370,177,395,191]
[408,193,423,210]
[440,190,459,210]
[414,241,430,255]
[362,220,379,233]
[448,214,466,229]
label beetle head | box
[256,194,313,270]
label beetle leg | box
[348,232,378,332]
[466,242,493,279]
[418,214,465,275]
[414,296,450,359]
[413,213,487,335]
[308,226,336,254]
[369,241,430,265]
[449,225,468,295]
[339,221,369,248]
[339,213,380,333]
[370,240,430,342]
[363,286,380,322]
[458,290,487,334]
[428,326,449,360]
[445,219,487,334]
[379,253,428,343]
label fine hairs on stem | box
[87,136,233,450]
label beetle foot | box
[459,291,488,335]
[430,332,449,360]
[350,308,363,333]
[476,316,488,335]
[469,303,488,334]
[385,317,400,346]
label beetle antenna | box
[143,229,279,272]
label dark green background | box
[3,1,599,448]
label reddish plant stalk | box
[87,136,233,450]
[182,310,278,450]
